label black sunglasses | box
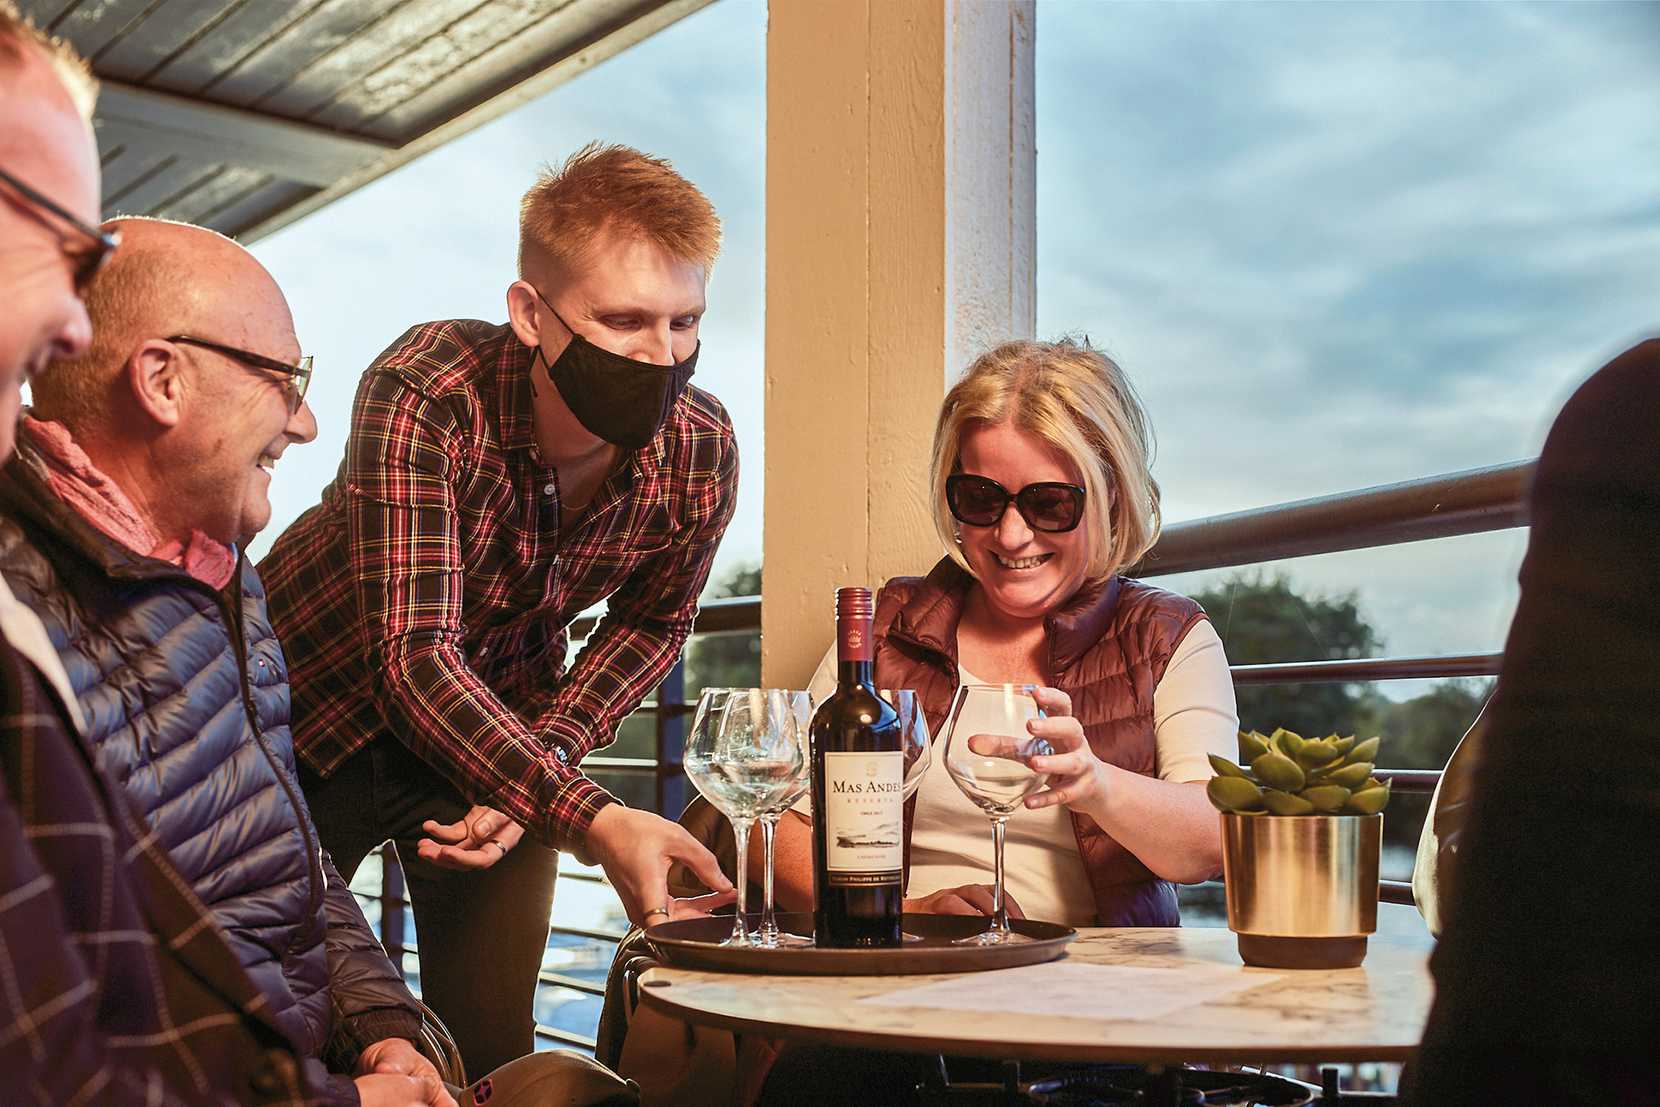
[946,473,1088,534]
[168,335,313,414]
[0,165,120,293]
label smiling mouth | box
[256,454,278,472]
[992,552,1053,570]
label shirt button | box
[555,748,569,765]
[543,482,556,496]
[477,645,489,658]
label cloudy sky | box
[251,0,1659,675]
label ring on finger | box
[486,839,507,856]
[643,904,672,922]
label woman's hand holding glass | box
[1019,687,1113,826]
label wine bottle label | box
[822,750,903,885]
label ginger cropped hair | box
[931,338,1162,583]
[518,142,721,277]
[0,1,96,119]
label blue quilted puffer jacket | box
[0,447,422,1103]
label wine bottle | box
[810,586,904,947]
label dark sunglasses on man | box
[168,335,313,415]
[946,473,1088,534]
[0,165,120,293]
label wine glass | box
[686,687,808,946]
[752,689,814,947]
[880,689,931,800]
[941,683,1052,945]
[681,687,742,930]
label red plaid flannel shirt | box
[260,319,738,849]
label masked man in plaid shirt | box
[261,143,739,1074]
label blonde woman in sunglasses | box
[770,337,1235,932]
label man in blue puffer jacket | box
[1,214,639,1107]
[0,215,461,1107]
[0,217,451,1107]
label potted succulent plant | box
[1207,729,1391,969]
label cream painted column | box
[762,0,1036,687]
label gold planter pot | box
[1220,812,1382,969]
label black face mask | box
[531,290,698,451]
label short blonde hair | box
[931,338,1162,582]
[518,142,721,278]
[0,2,96,120]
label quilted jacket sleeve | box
[318,850,424,1070]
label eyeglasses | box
[946,473,1088,534]
[0,165,120,293]
[168,335,313,414]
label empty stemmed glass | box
[685,687,808,946]
[750,690,814,947]
[880,689,932,800]
[941,684,1052,945]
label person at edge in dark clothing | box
[1405,337,1660,1106]
[258,143,739,1076]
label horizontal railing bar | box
[570,594,760,642]
[582,756,667,774]
[1373,769,1441,793]
[535,1024,598,1050]
[559,869,609,884]
[1132,460,1534,578]
[1380,879,1415,906]
[538,970,606,996]
[1231,654,1502,685]
[551,923,628,944]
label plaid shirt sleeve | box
[343,369,611,849]
[534,415,740,762]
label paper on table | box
[857,961,1283,1023]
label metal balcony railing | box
[361,456,1536,1040]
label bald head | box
[31,217,296,432]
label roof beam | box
[96,80,394,189]
[234,0,715,243]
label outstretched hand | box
[416,805,524,871]
[584,804,736,925]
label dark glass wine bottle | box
[810,587,903,948]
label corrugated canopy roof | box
[23,0,708,242]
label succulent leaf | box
[1251,750,1306,792]
[1294,739,1342,769]
[1345,780,1391,815]
[1345,736,1380,765]
[1208,775,1266,812]
[1270,728,1305,758]
[1238,730,1270,763]
[1301,784,1352,813]
[1321,761,1374,789]
[1331,735,1357,756]
[1208,754,1248,779]
[1262,789,1316,816]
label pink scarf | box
[21,417,236,590]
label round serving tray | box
[646,912,1075,975]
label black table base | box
[917,1061,1397,1107]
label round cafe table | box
[637,921,1435,1069]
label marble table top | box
[638,923,1435,1064]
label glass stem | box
[990,816,1010,939]
[730,816,753,944]
[759,814,780,943]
